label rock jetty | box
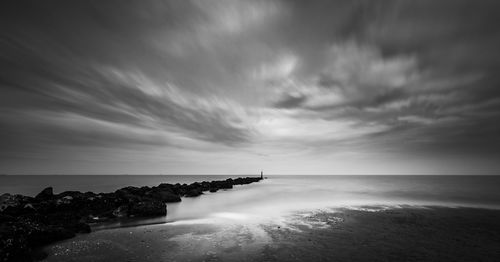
[0,176,262,262]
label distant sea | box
[28,175,500,262]
[0,175,498,229]
[2,175,500,216]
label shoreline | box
[0,176,263,262]
[40,205,500,262]
[262,206,500,262]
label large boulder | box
[112,205,128,218]
[35,187,53,200]
[201,181,211,191]
[173,183,189,196]
[185,188,203,197]
[0,193,19,212]
[1,194,36,216]
[146,188,181,203]
[81,193,124,221]
[211,181,233,189]
[157,183,176,194]
[128,199,166,217]
[57,191,86,202]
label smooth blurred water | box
[2,175,500,225]
[36,175,500,261]
[164,175,500,223]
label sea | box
[1,175,500,225]
[4,175,500,261]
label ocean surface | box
[5,175,498,261]
[2,175,500,225]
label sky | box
[1,0,500,175]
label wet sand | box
[42,206,500,262]
[262,206,500,261]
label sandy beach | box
[42,206,500,262]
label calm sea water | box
[2,175,500,225]
[26,175,498,261]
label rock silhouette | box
[0,176,262,262]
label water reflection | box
[93,175,500,230]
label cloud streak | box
[1,0,500,174]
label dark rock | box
[0,194,34,213]
[112,205,128,218]
[0,221,32,262]
[66,222,91,234]
[35,187,53,200]
[0,176,262,262]
[211,180,233,189]
[0,214,15,223]
[27,225,75,246]
[1,195,38,217]
[201,181,210,191]
[146,188,181,203]
[115,187,143,201]
[158,183,175,191]
[185,188,203,197]
[0,218,75,262]
[31,249,48,261]
[173,183,189,196]
[0,193,20,212]
[128,199,166,217]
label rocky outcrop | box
[34,187,53,200]
[185,187,203,197]
[0,176,262,261]
[146,185,181,202]
[0,194,21,212]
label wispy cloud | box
[1,0,500,174]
